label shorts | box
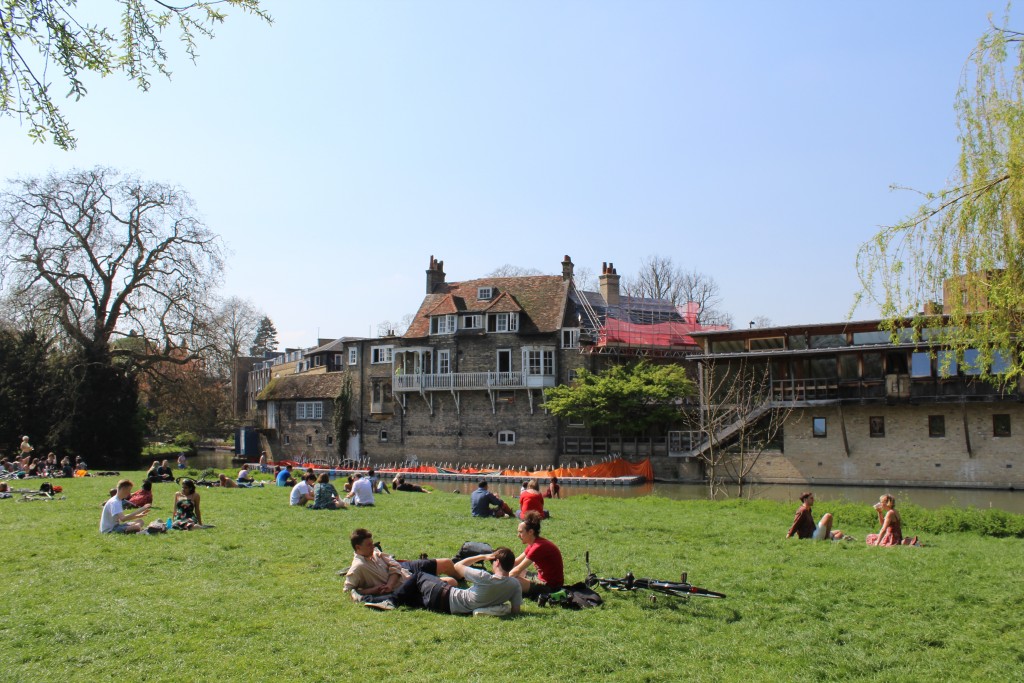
[104,523,132,534]
[812,519,830,540]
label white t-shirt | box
[290,481,312,505]
[100,495,124,533]
[238,468,251,481]
[349,477,374,505]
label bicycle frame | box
[584,551,726,600]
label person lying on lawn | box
[344,528,457,601]
[363,547,522,615]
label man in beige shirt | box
[343,528,457,600]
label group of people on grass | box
[283,467,399,509]
[787,491,921,546]
[344,510,564,614]
[471,477,559,520]
[3,438,83,478]
[100,477,205,533]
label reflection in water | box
[182,450,1024,514]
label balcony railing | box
[394,371,540,392]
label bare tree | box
[209,297,262,377]
[750,315,773,329]
[572,265,599,292]
[377,312,415,337]
[0,167,225,369]
[487,264,544,277]
[684,357,793,497]
[621,255,730,325]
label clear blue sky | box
[2,1,1013,348]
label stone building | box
[689,321,1024,489]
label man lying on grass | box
[100,479,151,534]
[363,547,522,615]
[344,528,459,601]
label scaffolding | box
[570,278,728,358]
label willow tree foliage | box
[544,361,693,434]
[0,0,271,150]
[856,15,1024,385]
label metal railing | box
[393,371,525,392]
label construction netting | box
[274,457,654,482]
[599,302,728,349]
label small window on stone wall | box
[306,435,313,446]
[327,435,334,446]
[283,435,290,445]
[993,414,1011,438]
[812,417,827,438]
[869,416,885,438]
[928,415,945,438]
[497,430,516,445]
[379,429,389,443]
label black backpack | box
[452,541,494,566]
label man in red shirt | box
[510,510,563,597]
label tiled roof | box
[427,294,463,315]
[484,292,523,313]
[405,275,570,338]
[257,372,347,401]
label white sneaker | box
[472,604,511,617]
[350,589,368,603]
[365,600,395,611]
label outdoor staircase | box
[682,401,773,458]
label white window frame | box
[348,347,358,365]
[461,314,483,329]
[333,353,343,367]
[371,346,394,364]
[379,429,389,443]
[490,312,519,333]
[497,430,516,445]
[478,286,493,300]
[283,434,290,445]
[561,328,580,349]
[306,435,313,446]
[314,356,322,367]
[296,401,323,420]
[524,347,555,376]
[430,314,457,335]
[438,349,451,374]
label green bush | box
[172,432,197,449]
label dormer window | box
[430,314,457,335]
[478,287,493,300]
[487,312,519,333]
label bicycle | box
[584,551,726,600]
[175,468,218,487]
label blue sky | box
[2,1,1013,348]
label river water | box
[186,450,1024,514]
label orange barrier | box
[498,458,654,481]
[270,458,653,482]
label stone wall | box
[745,403,1024,488]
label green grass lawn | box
[1,473,1022,682]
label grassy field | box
[1,472,1022,682]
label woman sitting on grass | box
[518,479,549,519]
[173,479,203,529]
[866,495,920,546]
[312,473,347,509]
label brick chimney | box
[426,255,446,293]
[561,254,574,281]
[599,261,620,306]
